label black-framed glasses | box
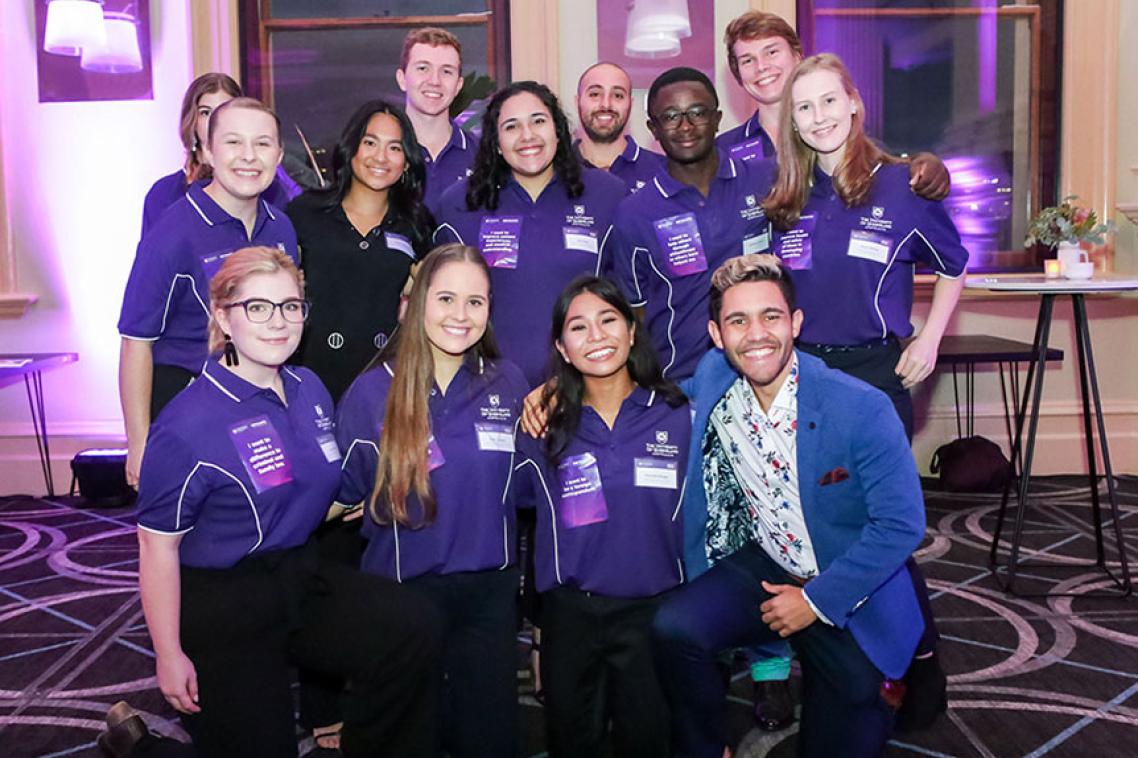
[224,298,310,323]
[652,105,714,130]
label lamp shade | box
[624,30,682,59]
[627,0,692,40]
[43,0,106,57]
[81,11,142,73]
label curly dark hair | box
[320,99,435,253]
[465,81,583,211]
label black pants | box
[654,543,895,758]
[541,586,670,758]
[150,364,198,419]
[799,339,940,656]
[173,546,442,758]
[406,567,520,758]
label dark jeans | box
[406,567,520,758]
[653,543,895,758]
[173,545,442,758]
[150,364,197,419]
[542,586,671,758]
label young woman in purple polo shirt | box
[336,243,528,758]
[515,276,689,757]
[765,53,968,729]
[133,246,441,758]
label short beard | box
[581,116,626,145]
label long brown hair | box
[370,244,499,527]
[763,54,900,230]
[180,73,242,184]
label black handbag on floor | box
[930,436,1010,492]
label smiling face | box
[556,290,635,380]
[648,81,722,166]
[350,112,406,194]
[790,68,857,172]
[708,280,802,402]
[214,270,304,371]
[576,63,632,144]
[202,105,282,203]
[397,42,463,118]
[423,260,490,361]
[497,91,558,182]
[732,35,800,106]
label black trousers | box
[654,543,895,758]
[150,364,198,419]
[541,586,671,758]
[406,567,520,758]
[174,545,442,758]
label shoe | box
[894,655,948,732]
[97,701,150,758]
[752,679,795,732]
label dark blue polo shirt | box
[135,362,341,568]
[141,168,295,238]
[118,182,299,374]
[422,121,477,216]
[433,168,628,386]
[574,136,666,195]
[715,111,776,164]
[773,163,969,345]
[609,154,775,380]
[514,387,689,598]
[337,357,528,581]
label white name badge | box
[317,433,342,463]
[563,226,599,254]
[743,230,770,255]
[846,230,892,265]
[476,422,515,453]
[634,457,678,490]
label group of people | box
[108,10,968,758]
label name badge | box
[742,230,770,255]
[654,212,708,277]
[847,229,893,265]
[316,433,341,463]
[563,226,599,254]
[427,433,446,471]
[476,422,515,453]
[229,415,294,493]
[478,216,523,269]
[634,457,678,490]
[728,137,767,162]
[557,451,608,528]
[385,232,415,259]
[776,213,816,270]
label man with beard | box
[573,62,664,193]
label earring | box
[223,334,240,367]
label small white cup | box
[1064,259,1095,280]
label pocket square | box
[819,467,850,486]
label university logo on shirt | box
[860,205,893,232]
[574,205,586,215]
[872,206,885,219]
[489,394,500,407]
[745,195,757,208]
[656,430,669,444]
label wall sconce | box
[43,0,106,56]
[81,10,142,73]
[625,0,692,59]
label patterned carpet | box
[1,476,1136,757]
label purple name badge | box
[654,213,709,277]
[557,452,608,529]
[229,415,294,493]
[200,249,234,284]
[478,216,523,269]
[776,213,816,270]
[427,434,446,472]
[728,137,767,162]
[385,232,415,259]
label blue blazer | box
[681,349,926,679]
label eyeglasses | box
[652,105,714,130]
[224,298,310,323]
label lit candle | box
[1044,259,1062,278]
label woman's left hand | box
[895,335,939,389]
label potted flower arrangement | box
[1025,196,1114,276]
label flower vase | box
[1056,241,1083,275]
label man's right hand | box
[521,382,555,438]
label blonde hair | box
[763,54,900,230]
[206,97,282,148]
[708,254,796,321]
[207,246,303,353]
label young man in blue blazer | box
[653,253,926,758]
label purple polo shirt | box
[574,136,666,195]
[773,163,969,346]
[337,357,527,581]
[135,362,341,569]
[609,154,776,380]
[433,168,628,386]
[118,182,299,374]
[716,111,776,164]
[141,168,296,237]
[422,121,477,215]
[514,387,689,598]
